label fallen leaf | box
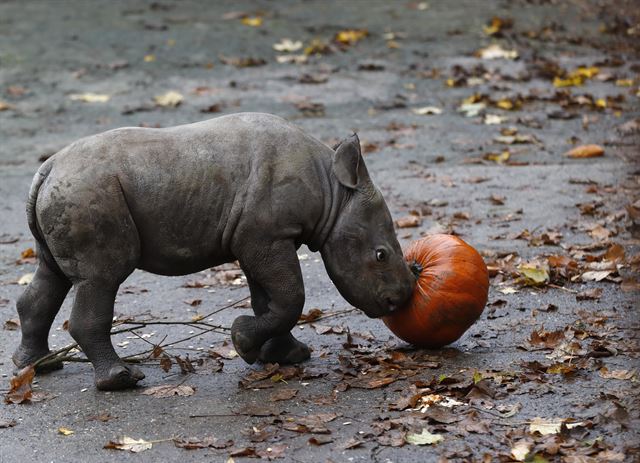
[174,436,233,450]
[405,428,443,445]
[565,144,604,158]
[412,106,442,115]
[581,270,612,282]
[299,308,323,322]
[484,114,508,124]
[273,39,302,52]
[4,365,35,404]
[18,273,34,285]
[598,367,635,380]
[0,419,17,428]
[141,385,196,398]
[104,436,153,453]
[334,29,368,45]
[308,436,333,446]
[475,44,518,59]
[395,215,422,228]
[240,16,263,27]
[576,288,603,300]
[154,91,183,107]
[529,417,584,435]
[220,55,267,68]
[510,440,532,461]
[518,263,550,286]
[484,150,510,164]
[458,102,486,117]
[269,388,298,402]
[58,427,74,436]
[69,93,110,103]
[0,100,14,111]
[335,437,364,450]
[3,319,20,330]
[209,343,238,360]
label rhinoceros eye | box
[376,249,387,262]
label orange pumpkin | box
[383,234,489,348]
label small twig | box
[548,283,578,293]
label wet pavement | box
[0,1,639,462]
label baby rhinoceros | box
[13,113,415,390]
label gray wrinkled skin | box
[12,113,415,390]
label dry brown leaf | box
[141,384,196,398]
[269,388,298,402]
[565,144,604,158]
[4,365,35,404]
[104,436,153,453]
[598,367,635,380]
[173,436,233,450]
[395,215,421,228]
[3,319,20,330]
[576,288,603,300]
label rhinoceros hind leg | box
[258,333,311,364]
[12,257,71,373]
[69,281,144,391]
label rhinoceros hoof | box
[258,334,311,364]
[231,315,261,364]
[95,364,145,391]
[12,346,63,373]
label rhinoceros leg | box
[244,273,311,364]
[68,281,144,390]
[37,176,144,390]
[12,256,71,372]
[232,240,305,364]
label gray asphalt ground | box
[0,1,638,462]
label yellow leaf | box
[143,54,156,62]
[496,99,514,110]
[335,29,368,45]
[241,16,263,27]
[154,91,183,107]
[58,427,74,436]
[484,150,510,164]
[565,144,604,158]
[595,98,607,108]
[69,93,110,103]
[615,79,634,87]
[517,263,549,285]
[574,66,599,78]
[0,100,14,111]
[553,75,584,87]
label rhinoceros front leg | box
[244,274,311,364]
[232,240,306,364]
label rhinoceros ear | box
[332,133,364,189]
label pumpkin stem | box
[410,260,423,279]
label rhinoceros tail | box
[26,159,66,278]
